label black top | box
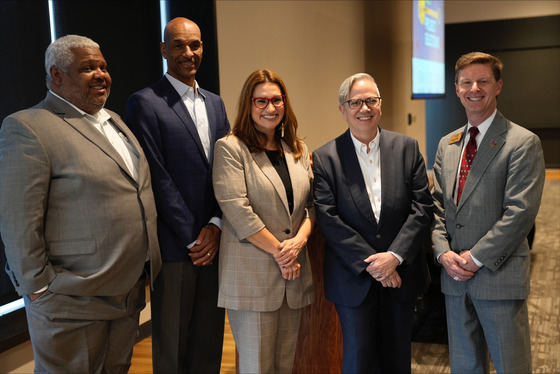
[265,149,294,214]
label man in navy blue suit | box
[126,17,230,373]
[313,73,433,373]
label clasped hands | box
[273,238,304,281]
[189,224,221,266]
[439,249,481,282]
[365,252,402,288]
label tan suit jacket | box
[0,93,161,309]
[213,135,314,311]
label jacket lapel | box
[252,149,291,217]
[282,142,303,218]
[444,127,466,206]
[201,88,219,164]
[378,129,395,230]
[458,112,507,209]
[156,78,209,167]
[109,114,143,183]
[45,93,138,183]
[339,131,378,226]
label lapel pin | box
[118,132,129,143]
[449,132,463,144]
[489,139,498,148]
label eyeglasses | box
[344,97,382,110]
[252,95,286,109]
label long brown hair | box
[232,69,304,159]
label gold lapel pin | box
[449,132,463,144]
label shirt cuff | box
[33,285,48,294]
[186,217,223,249]
[470,253,483,267]
[388,251,404,265]
[208,217,222,230]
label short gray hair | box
[338,73,379,105]
[45,35,99,88]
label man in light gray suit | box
[432,51,545,373]
[0,35,161,373]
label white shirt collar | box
[165,74,205,100]
[467,109,497,141]
[350,128,380,154]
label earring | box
[281,123,285,138]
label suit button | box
[284,229,291,234]
[376,234,381,239]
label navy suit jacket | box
[126,77,230,261]
[312,128,433,307]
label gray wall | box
[426,15,560,168]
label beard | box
[62,83,110,115]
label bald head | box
[163,17,201,44]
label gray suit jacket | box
[213,135,315,312]
[432,111,545,300]
[0,92,161,301]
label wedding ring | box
[453,276,459,281]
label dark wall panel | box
[51,0,163,117]
[0,0,51,316]
[0,1,51,121]
[426,15,560,168]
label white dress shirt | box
[165,74,212,160]
[351,130,403,264]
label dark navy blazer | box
[312,128,433,307]
[126,77,230,261]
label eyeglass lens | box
[347,97,380,109]
[253,95,285,109]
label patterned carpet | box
[528,180,560,373]
[411,179,560,373]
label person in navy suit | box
[126,17,230,373]
[312,73,433,373]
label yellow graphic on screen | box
[418,0,440,25]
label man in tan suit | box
[0,35,161,373]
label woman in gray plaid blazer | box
[213,69,315,373]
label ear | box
[338,104,344,114]
[160,42,168,60]
[50,66,63,86]
[495,79,503,96]
[455,82,460,97]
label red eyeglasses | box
[252,95,286,109]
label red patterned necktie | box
[457,127,479,204]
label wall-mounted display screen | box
[412,0,445,99]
